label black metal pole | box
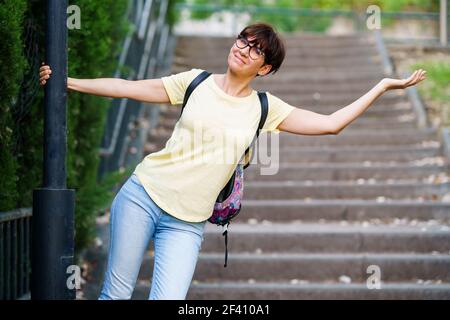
[31,0,76,300]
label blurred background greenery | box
[175,0,439,33]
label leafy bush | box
[0,0,131,256]
[0,0,26,211]
[412,60,450,127]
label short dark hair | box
[239,22,286,76]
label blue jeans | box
[98,174,207,300]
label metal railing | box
[98,0,174,178]
[0,208,32,300]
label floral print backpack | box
[179,71,268,267]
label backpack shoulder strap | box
[179,70,211,119]
[256,91,268,137]
[243,91,268,169]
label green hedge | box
[0,0,26,211]
[1,0,132,259]
[14,1,45,211]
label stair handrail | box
[99,0,170,157]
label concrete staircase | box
[135,33,450,299]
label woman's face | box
[227,35,272,78]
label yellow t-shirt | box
[133,68,296,222]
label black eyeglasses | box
[235,35,265,61]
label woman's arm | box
[329,69,426,134]
[277,69,427,135]
[39,64,170,104]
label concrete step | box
[243,180,450,200]
[282,125,431,135]
[239,199,450,221]
[269,145,443,163]
[145,130,440,151]
[131,280,450,300]
[139,253,450,282]
[283,33,377,45]
[185,281,450,300]
[197,222,450,254]
[245,163,449,181]
[275,128,438,147]
[284,46,378,57]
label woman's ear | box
[258,64,272,76]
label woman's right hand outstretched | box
[39,62,52,86]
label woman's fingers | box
[411,69,426,85]
[421,71,427,81]
[39,73,51,83]
[382,69,427,91]
[419,69,427,80]
[414,69,421,80]
[407,70,418,82]
[401,72,414,87]
[39,69,51,77]
[404,69,420,85]
[39,62,52,86]
[407,70,420,85]
[412,70,422,85]
[405,69,427,88]
[39,66,51,73]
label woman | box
[39,23,426,300]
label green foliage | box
[177,0,439,33]
[364,0,438,12]
[0,0,27,211]
[412,61,450,101]
[14,0,45,209]
[167,0,189,27]
[411,60,450,126]
[184,0,439,12]
[1,0,131,255]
